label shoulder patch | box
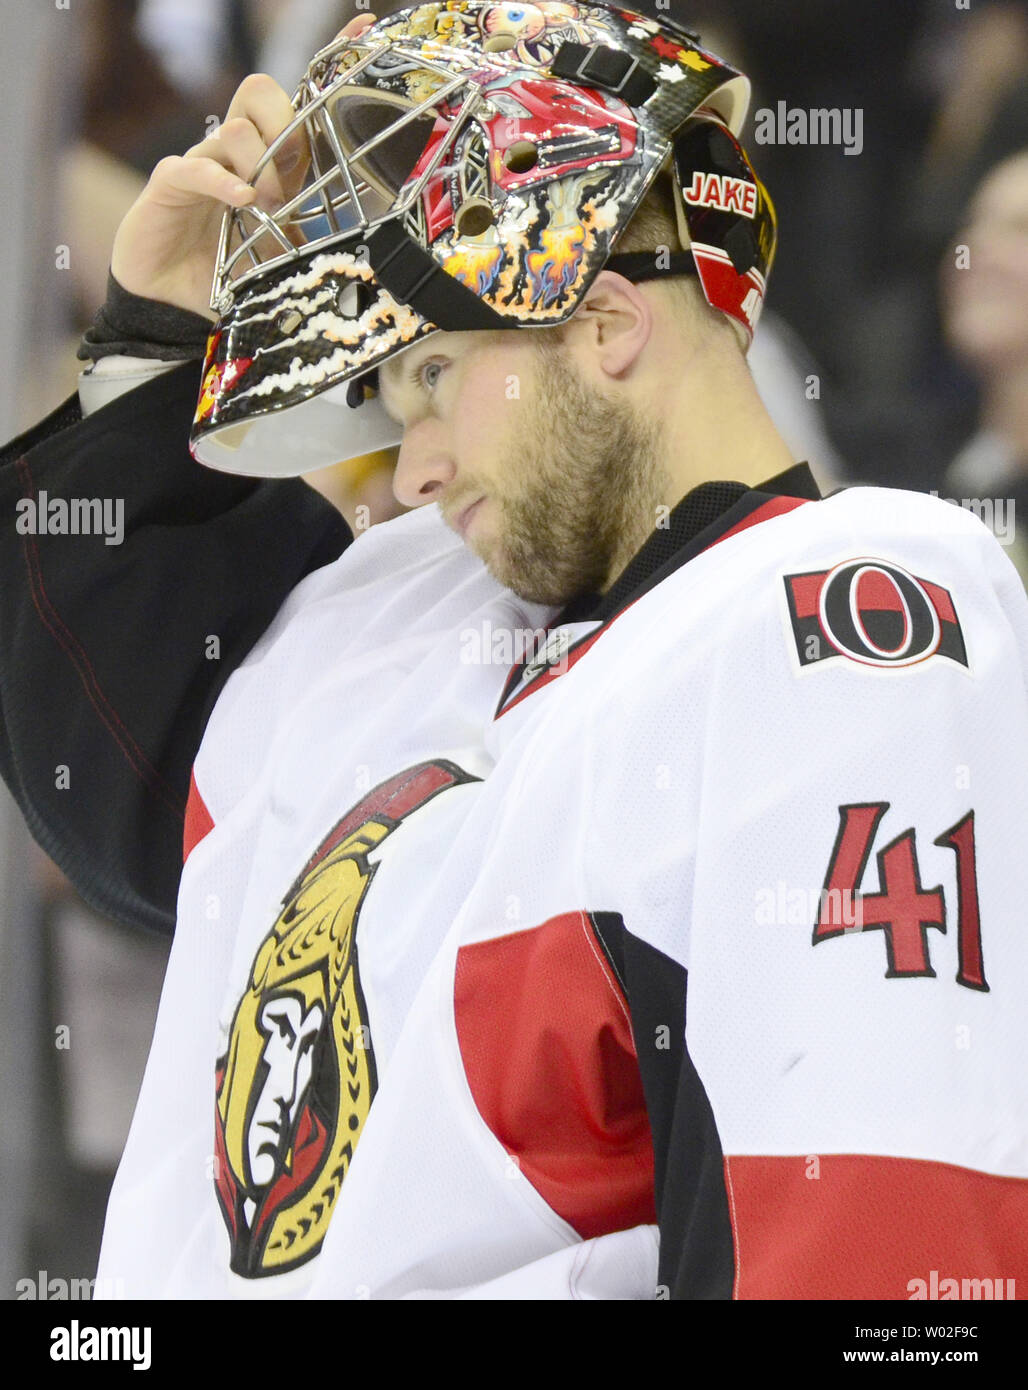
[783,557,969,671]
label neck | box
[662,375,797,501]
[657,338,797,523]
[600,350,796,592]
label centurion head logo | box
[213,760,476,1278]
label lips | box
[455,497,486,537]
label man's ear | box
[568,270,655,379]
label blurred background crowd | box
[1,0,1026,1297]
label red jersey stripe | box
[183,767,215,863]
[724,1152,1028,1299]
[454,912,657,1240]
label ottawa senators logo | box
[213,760,477,1278]
[784,558,969,671]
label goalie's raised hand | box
[109,13,378,318]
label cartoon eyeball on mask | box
[538,2,582,23]
[481,3,548,43]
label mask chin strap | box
[346,371,379,409]
[605,251,698,284]
[345,252,700,412]
[365,221,512,331]
[340,222,514,415]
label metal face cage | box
[190,4,760,480]
[210,34,491,312]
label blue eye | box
[412,359,446,391]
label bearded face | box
[466,336,669,605]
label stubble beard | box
[472,342,670,607]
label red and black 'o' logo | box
[784,557,969,671]
[820,559,938,666]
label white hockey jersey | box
[88,470,1028,1300]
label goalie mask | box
[190,2,776,479]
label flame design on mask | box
[526,220,587,307]
[525,173,606,308]
[440,227,505,295]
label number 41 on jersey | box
[814,802,987,992]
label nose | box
[391,418,457,509]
